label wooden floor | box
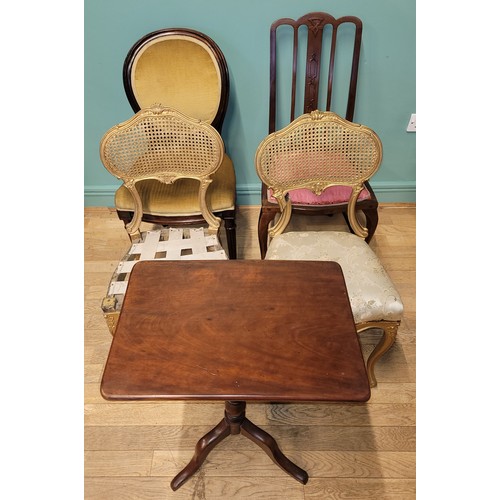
[84,204,416,499]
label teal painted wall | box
[84,0,415,206]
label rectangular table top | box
[101,260,370,402]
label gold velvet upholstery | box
[255,110,403,387]
[115,28,236,258]
[131,36,222,123]
[115,153,235,216]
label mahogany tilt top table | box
[101,260,370,490]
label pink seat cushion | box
[267,185,371,206]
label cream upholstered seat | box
[116,28,237,258]
[255,110,403,387]
[265,232,403,325]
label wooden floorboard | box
[84,204,416,499]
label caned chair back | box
[255,110,382,238]
[100,105,224,237]
[257,12,379,259]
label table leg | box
[240,417,308,484]
[170,401,308,490]
[170,417,231,491]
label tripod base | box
[170,401,308,491]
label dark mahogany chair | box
[115,28,237,259]
[257,12,379,258]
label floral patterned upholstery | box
[265,231,403,324]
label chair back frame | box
[256,110,382,239]
[100,105,224,239]
[269,11,362,132]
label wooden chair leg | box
[221,211,237,259]
[356,321,399,387]
[258,207,279,259]
[363,207,379,244]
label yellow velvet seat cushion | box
[115,153,235,216]
[132,37,221,123]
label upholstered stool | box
[265,231,404,387]
[101,227,227,334]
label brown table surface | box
[101,260,370,403]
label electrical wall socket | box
[407,113,416,132]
